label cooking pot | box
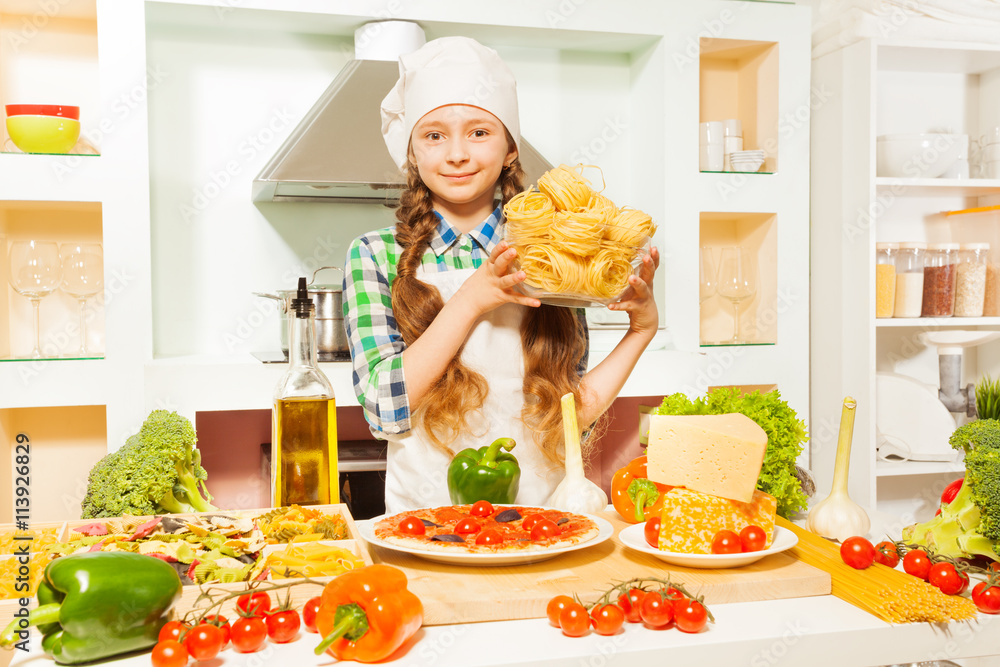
[254,266,348,356]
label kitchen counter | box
[9,595,999,667]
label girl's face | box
[410,104,517,220]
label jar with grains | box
[985,261,1000,317]
[875,243,898,318]
[954,243,989,317]
[922,243,959,318]
[894,242,926,318]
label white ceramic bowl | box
[877,133,969,178]
[730,158,764,172]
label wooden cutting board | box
[367,510,832,625]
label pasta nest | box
[538,164,596,211]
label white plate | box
[357,513,614,566]
[618,525,798,568]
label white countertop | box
[9,595,1000,667]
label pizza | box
[373,503,601,553]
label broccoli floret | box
[949,418,1000,455]
[81,410,217,519]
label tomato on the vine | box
[475,529,503,546]
[711,530,742,555]
[590,603,625,636]
[558,602,590,637]
[398,516,426,536]
[972,582,1000,614]
[231,616,267,653]
[203,614,230,648]
[301,597,322,633]
[236,591,272,618]
[639,592,674,628]
[546,595,575,628]
[182,623,224,661]
[927,562,968,595]
[618,588,647,623]
[151,640,188,667]
[663,586,684,601]
[902,550,932,580]
[644,517,661,548]
[470,500,494,517]
[530,519,561,541]
[873,541,899,568]
[740,525,767,552]
[266,609,301,643]
[673,598,709,633]
[157,621,189,644]
[840,536,876,570]
[455,518,481,535]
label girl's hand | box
[457,241,542,316]
[607,246,659,339]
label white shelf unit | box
[812,38,1000,524]
[2,0,812,522]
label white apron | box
[383,267,562,514]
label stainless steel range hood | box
[252,58,554,204]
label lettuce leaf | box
[654,387,809,519]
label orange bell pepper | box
[611,455,672,523]
[313,564,423,663]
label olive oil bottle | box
[272,277,338,506]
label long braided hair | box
[391,139,589,466]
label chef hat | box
[381,36,520,172]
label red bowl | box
[5,104,80,120]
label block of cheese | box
[657,487,777,554]
[646,413,767,502]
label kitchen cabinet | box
[812,39,1000,524]
[1,0,811,523]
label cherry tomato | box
[202,614,230,648]
[590,603,625,636]
[644,516,661,548]
[663,586,685,601]
[840,536,876,570]
[673,598,709,633]
[522,513,545,531]
[236,591,272,618]
[231,616,267,653]
[873,541,900,568]
[618,588,646,623]
[182,623,224,661]
[639,592,674,628]
[530,519,561,541]
[546,595,576,628]
[711,530,742,555]
[398,516,426,536]
[990,562,1000,575]
[740,525,767,552]
[265,609,301,643]
[470,500,494,517]
[301,597,322,633]
[157,621,189,643]
[558,602,590,637]
[455,518,481,535]
[972,582,1000,614]
[151,640,188,667]
[475,529,504,546]
[903,549,932,580]
[928,562,968,596]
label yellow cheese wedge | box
[657,487,777,554]
[645,413,767,502]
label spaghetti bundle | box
[503,164,655,303]
[777,517,977,623]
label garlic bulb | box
[806,397,871,541]
[546,393,608,514]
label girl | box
[344,36,659,513]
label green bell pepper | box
[0,551,182,665]
[447,437,521,505]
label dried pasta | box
[538,164,596,211]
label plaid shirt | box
[343,206,589,435]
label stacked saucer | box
[729,150,766,172]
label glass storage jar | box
[893,242,926,318]
[955,243,989,317]
[922,243,960,318]
[875,243,898,318]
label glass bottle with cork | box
[272,277,339,506]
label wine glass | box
[716,246,758,344]
[7,240,61,358]
[699,246,717,304]
[60,243,104,357]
